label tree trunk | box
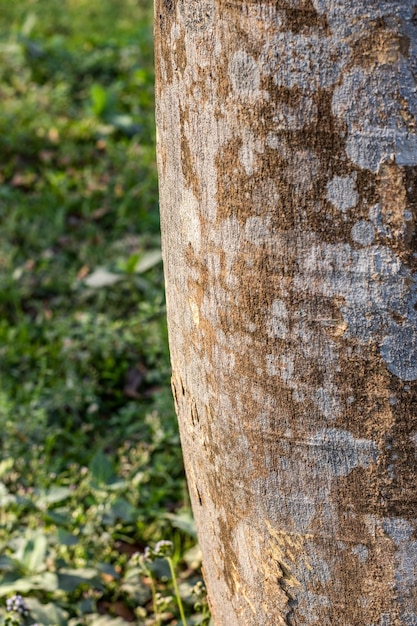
[155,1,417,624]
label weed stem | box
[167,556,188,626]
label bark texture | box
[155,1,417,624]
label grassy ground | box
[0,1,209,624]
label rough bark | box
[155,1,417,624]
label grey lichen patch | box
[332,64,417,171]
[310,428,378,477]
[380,323,417,380]
[289,541,340,622]
[369,204,392,238]
[410,430,417,452]
[253,420,377,532]
[398,613,417,626]
[296,590,331,623]
[313,385,342,421]
[264,299,344,431]
[294,238,417,380]
[312,0,417,36]
[351,220,375,245]
[267,299,288,339]
[212,341,236,371]
[281,491,316,534]
[382,517,413,544]
[228,50,260,97]
[326,175,359,213]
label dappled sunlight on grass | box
[0,0,209,623]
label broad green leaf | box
[72,597,95,619]
[84,268,122,288]
[43,510,69,526]
[134,249,162,274]
[87,615,132,625]
[90,83,109,117]
[58,567,100,592]
[0,555,15,572]
[183,543,202,569]
[107,114,140,136]
[35,486,72,508]
[0,579,35,596]
[88,449,114,485]
[178,578,200,604]
[165,510,197,538]
[96,562,120,579]
[104,479,128,491]
[121,570,150,604]
[20,12,37,36]
[59,567,99,578]
[19,532,48,573]
[123,253,139,273]
[25,597,68,626]
[0,572,58,596]
[110,497,136,522]
[57,528,78,546]
[148,557,170,580]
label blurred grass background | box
[0,1,209,624]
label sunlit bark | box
[155,1,417,624]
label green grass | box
[0,1,210,624]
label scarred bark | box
[155,1,417,624]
